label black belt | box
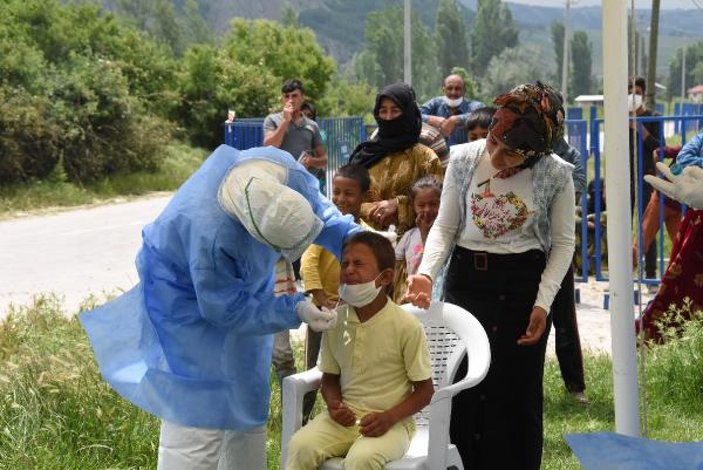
[453,246,544,272]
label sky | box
[507,0,698,8]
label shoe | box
[571,391,589,404]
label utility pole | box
[681,44,687,107]
[561,0,571,102]
[404,0,412,86]
[646,0,660,109]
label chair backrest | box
[400,302,476,426]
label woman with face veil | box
[350,83,444,237]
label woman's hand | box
[368,199,398,227]
[404,274,433,309]
[517,306,548,346]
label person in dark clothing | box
[628,76,662,285]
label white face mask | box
[338,273,384,308]
[443,96,464,108]
[628,94,643,112]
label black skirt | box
[445,246,550,470]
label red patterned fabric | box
[640,209,703,342]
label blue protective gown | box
[81,145,357,430]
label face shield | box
[223,175,323,262]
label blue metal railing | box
[224,117,366,199]
[588,113,703,285]
[224,111,701,288]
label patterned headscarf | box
[489,81,565,166]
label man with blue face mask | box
[80,145,360,470]
[628,76,662,287]
[420,74,485,146]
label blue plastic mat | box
[565,432,703,470]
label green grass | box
[0,143,207,219]
[2,296,702,469]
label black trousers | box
[551,267,586,393]
[446,247,550,470]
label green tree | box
[352,6,438,101]
[281,3,299,28]
[180,0,213,46]
[115,0,184,56]
[482,45,548,99]
[319,79,377,117]
[223,19,335,101]
[667,40,703,99]
[177,19,338,148]
[551,21,565,86]
[471,0,518,73]
[0,0,172,184]
[435,0,469,77]
[570,31,592,97]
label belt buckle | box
[473,252,488,271]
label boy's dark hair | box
[281,79,304,94]
[629,76,646,92]
[409,175,442,201]
[301,100,317,121]
[343,231,395,272]
[466,106,497,131]
[334,164,371,193]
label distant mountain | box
[108,0,703,82]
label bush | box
[0,88,61,183]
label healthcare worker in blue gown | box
[80,145,360,470]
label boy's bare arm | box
[359,378,434,437]
[321,372,356,426]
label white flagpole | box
[602,0,641,436]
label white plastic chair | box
[280,301,491,470]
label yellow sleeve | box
[403,320,432,382]
[300,244,325,293]
[318,330,340,374]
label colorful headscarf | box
[489,81,565,165]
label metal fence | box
[224,117,366,199]
[224,111,703,287]
[585,113,703,286]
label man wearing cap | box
[80,145,359,469]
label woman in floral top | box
[405,82,575,470]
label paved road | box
[1,195,652,356]
[0,195,171,317]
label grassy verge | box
[2,297,702,469]
[0,143,207,218]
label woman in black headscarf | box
[350,83,444,236]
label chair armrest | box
[280,367,323,469]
